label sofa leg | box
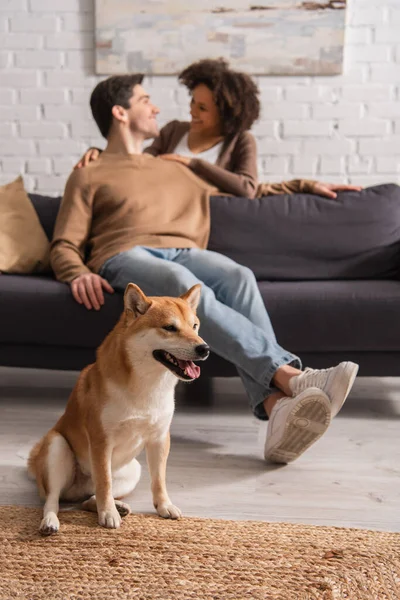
[178,377,214,406]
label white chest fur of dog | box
[28,283,209,536]
[101,371,176,472]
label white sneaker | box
[264,387,331,464]
[289,361,359,418]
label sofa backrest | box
[208,183,400,280]
[29,184,400,280]
[29,193,61,241]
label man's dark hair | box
[178,59,260,139]
[90,74,144,138]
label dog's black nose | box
[196,344,210,359]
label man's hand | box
[71,273,114,310]
[311,182,363,199]
[160,154,191,166]
[74,148,101,170]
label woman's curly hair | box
[178,58,260,139]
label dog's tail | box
[27,441,40,480]
[27,437,50,499]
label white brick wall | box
[0,0,400,194]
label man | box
[51,74,359,464]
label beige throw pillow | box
[0,176,50,273]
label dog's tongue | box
[178,359,200,379]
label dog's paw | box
[98,507,122,529]
[157,503,182,520]
[115,500,131,518]
[39,513,60,536]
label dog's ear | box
[180,283,201,312]
[124,283,152,317]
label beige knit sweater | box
[50,152,216,283]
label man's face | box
[124,84,160,139]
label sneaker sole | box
[265,389,331,464]
[329,361,359,417]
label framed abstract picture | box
[95,1,347,76]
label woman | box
[75,58,260,198]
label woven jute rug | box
[0,506,399,600]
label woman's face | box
[189,83,221,136]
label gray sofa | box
[1,184,400,384]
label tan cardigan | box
[144,120,316,199]
[145,120,259,198]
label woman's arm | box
[143,132,164,157]
[189,132,258,198]
[74,147,102,169]
[257,180,362,198]
[144,120,185,157]
[73,120,187,167]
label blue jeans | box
[100,247,301,420]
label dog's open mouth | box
[153,350,201,381]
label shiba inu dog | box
[28,283,209,535]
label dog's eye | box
[163,325,178,332]
[193,323,198,330]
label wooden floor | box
[0,367,399,532]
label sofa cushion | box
[0,177,50,274]
[29,193,62,241]
[0,274,123,349]
[209,184,400,280]
[259,279,400,353]
[1,273,400,354]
